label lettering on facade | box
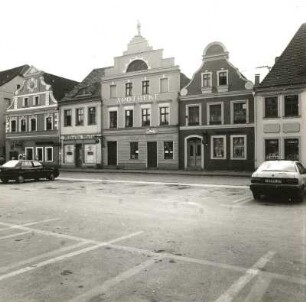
[64,134,95,140]
[117,94,159,105]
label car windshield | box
[1,160,20,168]
[258,161,297,172]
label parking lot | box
[0,172,305,302]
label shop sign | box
[117,94,159,105]
[64,134,95,140]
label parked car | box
[250,160,306,202]
[0,160,59,183]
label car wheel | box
[1,178,8,184]
[17,175,24,184]
[252,191,260,200]
[48,173,55,181]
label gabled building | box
[0,65,29,161]
[5,66,78,164]
[59,67,109,168]
[255,23,306,167]
[101,24,188,169]
[179,42,255,171]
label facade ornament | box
[137,20,141,36]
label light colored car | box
[250,160,306,202]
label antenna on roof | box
[256,65,272,71]
[137,20,141,36]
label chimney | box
[255,74,260,86]
[275,56,279,63]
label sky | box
[1,0,305,84]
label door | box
[147,142,157,168]
[75,144,83,167]
[187,138,202,169]
[107,141,117,166]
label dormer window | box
[201,72,212,88]
[218,71,228,86]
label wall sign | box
[117,94,159,105]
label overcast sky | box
[1,0,305,83]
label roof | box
[61,67,109,102]
[0,65,29,87]
[259,23,306,89]
[180,73,190,89]
[43,73,79,101]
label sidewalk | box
[59,167,252,177]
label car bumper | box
[250,183,303,195]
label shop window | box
[284,95,299,117]
[160,78,168,93]
[30,118,37,131]
[265,139,279,160]
[187,106,200,126]
[211,136,226,159]
[85,144,96,164]
[88,107,96,125]
[64,109,72,127]
[11,120,16,132]
[231,135,246,160]
[45,147,53,162]
[76,108,84,126]
[142,80,150,95]
[110,85,117,98]
[125,82,133,97]
[265,97,278,118]
[109,111,117,128]
[130,142,139,159]
[218,71,228,86]
[233,102,247,124]
[125,109,133,127]
[46,116,53,130]
[141,108,151,126]
[284,138,299,161]
[202,72,212,88]
[160,106,169,125]
[25,148,34,160]
[36,147,43,161]
[209,104,222,125]
[20,119,26,132]
[164,141,173,159]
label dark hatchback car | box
[0,160,59,183]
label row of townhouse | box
[2,23,306,170]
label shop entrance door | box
[75,144,83,167]
[147,142,157,168]
[187,138,202,169]
[107,141,117,166]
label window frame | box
[142,80,150,95]
[201,72,212,88]
[109,108,118,129]
[45,115,53,131]
[284,137,299,161]
[207,102,224,125]
[34,95,40,106]
[88,106,96,125]
[211,135,227,160]
[23,97,29,107]
[30,116,37,132]
[125,108,134,128]
[125,82,133,97]
[45,147,54,162]
[231,100,248,124]
[217,70,228,86]
[186,104,201,126]
[10,119,17,132]
[264,138,280,160]
[284,94,299,117]
[159,104,170,126]
[25,147,34,160]
[20,118,27,132]
[230,135,247,160]
[35,147,44,162]
[164,141,174,160]
[64,109,72,127]
[130,142,139,160]
[141,105,151,127]
[75,108,84,126]
[264,96,279,118]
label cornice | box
[180,90,253,101]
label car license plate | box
[265,179,282,184]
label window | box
[64,109,72,127]
[25,148,34,160]
[23,98,29,107]
[211,136,226,159]
[231,135,247,160]
[201,73,212,88]
[284,138,299,161]
[125,109,133,127]
[20,119,26,132]
[233,102,247,124]
[130,142,139,159]
[142,80,149,95]
[265,139,279,160]
[265,97,278,118]
[125,82,133,96]
[17,84,20,89]
[218,71,228,86]
[45,147,53,162]
[187,106,200,126]
[141,108,151,126]
[110,85,117,98]
[284,95,299,117]
[160,106,169,125]
[36,147,43,162]
[209,104,222,125]
[160,78,168,93]
[11,120,16,132]
[109,111,117,128]
[30,118,37,131]
[34,96,40,106]
[76,108,84,126]
[88,107,96,125]
[164,141,174,159]
[46,116,53,130]
[126,60,148,72]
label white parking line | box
[0,231,143,282]
[214,251,275,302]
[0,231,31,240]
[231,196,253,204]
[69,256,163,302]
[244,275,272,302]
[59,177,249,189]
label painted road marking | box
[0,231,31,240]
[244,275,272,302]
[231,196,253,204]
[69,256,164,302]
[214,251,275,302]
[0,231,143,282]
[59,177,249,189]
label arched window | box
[126,60,148,72]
